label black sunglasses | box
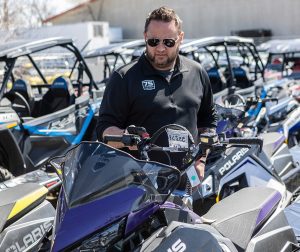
[146,38,178,48]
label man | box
[97,6,217,183]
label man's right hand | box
[102,126,126,148]
[102,126,137,150]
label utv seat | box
[288,60,300,79]
[232,66,251,89]
[3,79,34,117]
[11,79,34,103]
[31,76,76,117]
[206,67,227,94]
[291,60,300,72]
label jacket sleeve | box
[197,67,218,129]
[96,71,130,141]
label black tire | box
[0,166,14,182]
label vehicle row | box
[0,36,300,251]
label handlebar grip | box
[227,137,262,145]
[261,97,278,103]
[103,134,139,146]
[103,135,124,144]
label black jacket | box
[97,53,217,143]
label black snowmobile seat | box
[202,187,282,250]
[31,76,76,117]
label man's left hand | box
[194,158,205,183]
[190,158,205,192]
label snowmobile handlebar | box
[246,96,278,106]
[220,137,263,152]
[103,126,264,165]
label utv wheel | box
[0,166,14,182]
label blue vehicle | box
[0,37,102,181]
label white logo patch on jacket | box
[142,80,155,90]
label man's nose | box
[156,42,166,51]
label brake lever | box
[126,125,149,138]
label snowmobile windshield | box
[50,142,181,210]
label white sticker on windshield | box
[166,129,189,152]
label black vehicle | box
[0,37,102,181]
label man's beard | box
[146,47,179,70]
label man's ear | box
[179,31,184,44]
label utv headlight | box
[75,217,126,251]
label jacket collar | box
[140,53,189,76]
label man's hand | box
[192,148,210,190]
[102,126,137,150]
[194,158,205,181]
[102,126,125,148]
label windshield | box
[50,142,180,210]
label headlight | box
[200,175,214,198]
[239,127,255,137]
[73,218,126,251]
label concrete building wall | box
[19,22,110,50]
[46,0,300,40]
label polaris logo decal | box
[5,220,52,252]
[219,148,249,176]
[53,81,66,87]
[14,83,25,89]
[142,80,155,90]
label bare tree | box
[0,0,58,42]
[0,0,55,31]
